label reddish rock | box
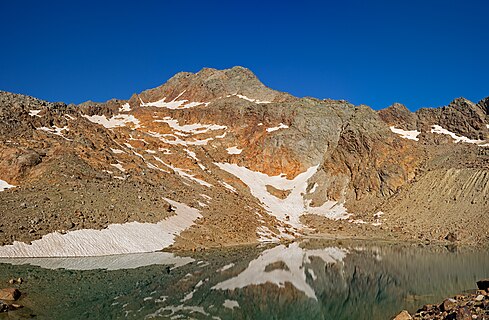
[0,288,21,301]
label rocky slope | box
[0,66,487,256]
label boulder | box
[0,288,21,301]
[476,279,489,291]
[440,298,457,312]
[393,310,412,320]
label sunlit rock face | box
[0,66,488,253]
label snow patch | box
[226,146,242,154]
[140,97,208,109]
[230,94,272,104]
[37,126,71,140]
[110,148,125,154]
[118,103,131,112]
[389,126,420,141]
[154,117,226,135]
[266,123,289,133]
[84,114,140,129]
[215,163,351,229]
[29,110,42,117]
[0,179,15,191]
[0,199,201,257]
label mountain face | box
[0,66,488,256]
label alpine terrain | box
[0,66,488,257]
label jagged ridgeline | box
[0,66,488,256]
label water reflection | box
[0,240,487,320]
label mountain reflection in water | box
[0,240,487,320]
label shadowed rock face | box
[0,67,488,252]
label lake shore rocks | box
[393,282,489,319]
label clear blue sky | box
[1,0,488,110]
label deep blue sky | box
[1,1,488,110]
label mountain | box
[0,66,487,257]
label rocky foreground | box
[394,280,489,320]
[0,66,488,257]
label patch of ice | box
[215,163,351,229]
[0,199,201,257]
[223,300,239,310]
[0,179,15,191]
[83,114,140,129]
[266,123,289,133]
[389,126,420,141]
[431,125,485,145]
[213,243,347,300]
[226,146,242,155]
[29,110,42,117]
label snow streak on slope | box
[266,123,289,132]
[0,199,201,257]
[215,163,350,228]
[431,125,486,145]
[389,126,421,141]
[140,96,208,109]
[213,242,347,300]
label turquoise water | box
[0,240,487,319]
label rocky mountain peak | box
[127,66,289,108]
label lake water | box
[0,239,487,319]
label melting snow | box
[226,146,242,154]
[215,163,350,228]
[0,179,15,191]
[431,125,485,145]
[266,123,289,133]
[213,243,347,300]
[389,126,421,141]
[83,114,140,129]
[0,199,201,257]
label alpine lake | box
[0,239,487,320]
